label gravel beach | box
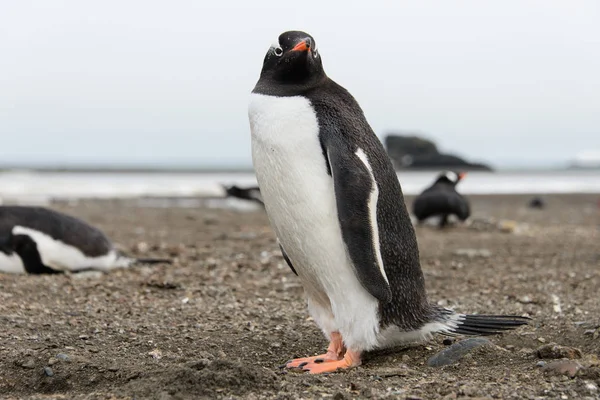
[0,194,599,399]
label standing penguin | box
[0,206,170,274]
[413,171,470,228]
[249,31,529,374]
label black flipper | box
[11,234,62,274]
[278,243,297,276]
[324,141,392,303]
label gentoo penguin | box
[0,206,170,274]
[413,171,470,228]
[222,185,264,206]
[248,31,529,374]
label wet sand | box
[0,194,599,399]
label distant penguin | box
[249,31,529,374]
[0,206,170,274]
[413,171,470,228]
[528,196,545,209]
[222,185,264,206]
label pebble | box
[55,353,70,362]
[148,349,162,359]
[542,360,582,378]
[21,360,35,369]
[43,367,54,377]
[427,338,493,367]
[452,248,492,258]
[537,344,582,359]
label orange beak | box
[458,172,467,180]
[292,39,311,52]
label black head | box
[434,171,467,186]
[253,31,326,95]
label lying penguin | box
[413,171,470,228]
[248,31,528,374]
[222,185,264,206]
[0,206,170,274]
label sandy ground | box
[0,194,599,399]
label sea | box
[1,169,599,206]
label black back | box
[253,31,432,330]
[0,206,113,257]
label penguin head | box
[435,171,467,186]
[259,31,325,85]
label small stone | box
[136,242,150,254]
[21,360,35,369]
[542,360,582,378]
[270,342,281,348]
[537,344,582,359]
[537,337,546,343]
[585,382,598,392]
[427,338,493,367]
[43,366,54,376]
[148,349,162,359]
[452,248,492,258]
[518,295,534,304]
[536,361,546,367]
[108,366,119,372]
[442,338,453,346]
[79,335,89,340]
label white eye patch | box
[444,171,458,182]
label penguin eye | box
[274,47,283,57]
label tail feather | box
[133,257,173,265]
[438,310,531,337]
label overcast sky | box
[1,1,599,168]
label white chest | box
[248,93,346,293]
[0,251,26,274]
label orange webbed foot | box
[285,354,339,369]
[286,332,345,369]
[301,350,361,374]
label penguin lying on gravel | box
[413,171,470,228]
[0,206,170,274]
[222,185,264,206]
[249,31,529,374]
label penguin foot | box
[301,350,361,374]
[285,354,338,368]
[285,331,345,368]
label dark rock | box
[55,353,70,361]
[536,344,582,359]
[528,197,546,209]
[384,134,493,171]
[427,338,493,367]
[21,360,36,369]
[43,366,54,377]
